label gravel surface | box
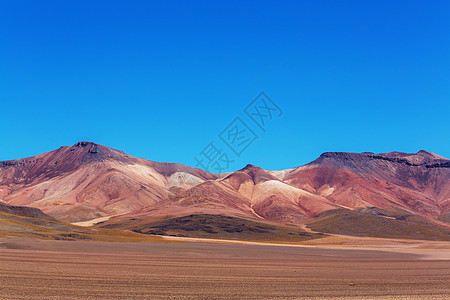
[0,238,449,299]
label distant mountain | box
[280,151,450,218]
[1,142,449,240]
[0,142,216,222]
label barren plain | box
[1,237,449,299]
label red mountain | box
[0,142,216,222]
[281,151,450,217]
[0,142,449,233]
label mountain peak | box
[73,141,99,148]
[0,142,137,185]
[64,142,135,164]
[416,150,444,159]
[69,141,102,154]
[240,164,261,171]
[311,150,449,170]
[235,163,278,183]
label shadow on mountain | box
[97,214,326,242]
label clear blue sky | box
[1,0,449,171]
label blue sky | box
[1,0,449,171]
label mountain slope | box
[279,151,450,217]
[0,142,217,222]
[0,202,159,241]
[1,142,449,241]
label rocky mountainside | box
[1,142,449,229]
[0,142,216,222]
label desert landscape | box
[3,1,449,298]
[1,236,449,299]
[0,142,449,299]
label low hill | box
[0,202,161,242]
[307,208,450,241]
[97,214,326,242]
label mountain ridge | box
[0,142,448,232]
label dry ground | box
[0,237,449,299]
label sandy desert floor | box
[0,237,449,299]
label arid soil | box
[1,238,449,299]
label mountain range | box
[1,142,449,241]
